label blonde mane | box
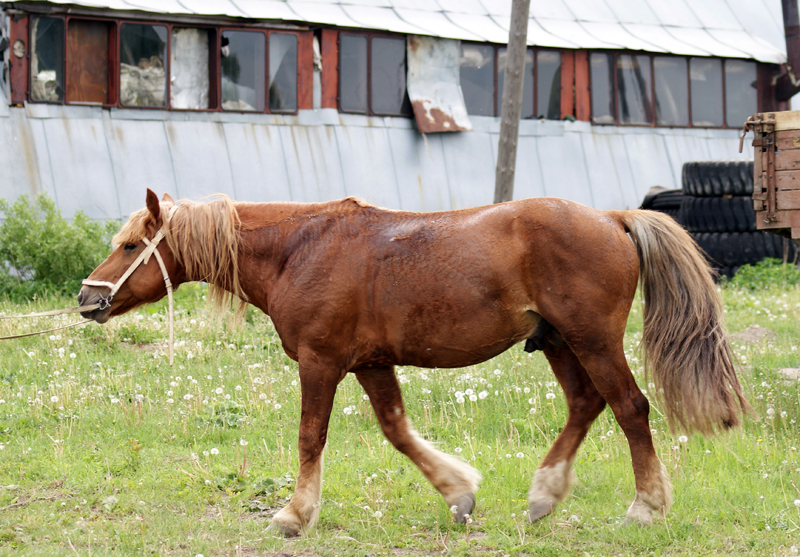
[113,194,247,313]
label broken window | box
[590,52,614,124]
[30,16,64,102]
[690,57,723,127]
[66,19,110,104]
[339,33,368,113]
[371,36,410,116]
[497,47,534,119]
[221,30,266,112]
[171,28,210,110]
[654,56,688,126]
[269,33,298,113]
[120,23,167,107]
[537,50,561,120]
[725,59,756,128]
[616,54,652,125]
[460,43,494,116]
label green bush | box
[0,194,119,300]
[725,257,800,290]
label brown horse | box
[79,189,749,536]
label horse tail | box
[612,209,751,435]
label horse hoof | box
[269,518,301,538]
[527,500,554,523]
[453,493,475,524]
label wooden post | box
[494,0,531,204]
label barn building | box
[0,0,792,219]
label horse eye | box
[124,243,137,252]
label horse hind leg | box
[355,367,481,523]
[528,342,607,522]
[573,345,673,525]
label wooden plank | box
[559,49,574,119]
[320,28,338,110]
[66,20,109,104]
[775,148,800,171]
[775,129,800,150]
[774,109,800,131]
[756,208,800,236]
[777,189,800,210]
[574,49,590,122]
[775,169,800,190]
[9,14,29,105]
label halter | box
[82,228,175,365]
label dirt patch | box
[730,325,776,344]
[778,367,800,381]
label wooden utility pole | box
[494,0,531,204]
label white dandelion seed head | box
[478,391,488,399]
[210,448,219,455]
[545,393,556,400]
[678,435,688,443]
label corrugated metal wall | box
[0,87,752,219]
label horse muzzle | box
[78,286,113,323]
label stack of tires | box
[680,160,796,278]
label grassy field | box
[0,278,799,556]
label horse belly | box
[392,303,541,369]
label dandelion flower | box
[240,438,248,446]
[794,499,800,508]
[478,391,488,399]
[50,395,59,403]
[454,447,462,453]
[545,393,556,400]
[516,452,524,458]
[678,435,688,443]
[210,448,219,455]
[373,511,383,518]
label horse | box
[78,189,749,537]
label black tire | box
[680,196,756,233]
[681,160,754,197]
[693,231,798,268]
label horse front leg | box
[528,342,608,521]
[270,359,342,537]
[355,367,481,523]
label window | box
[725,59,757,128]
[30,16,64,102]
[120,23,167,107]
[171,27,211,110]
[460,43,494,116]
[270,33,298,113]
[66,19,110,104]
[616,54,652,125]
[690,57,723,127]
[590,53,614,124]
[497,47,533,118]
[591,52,756,128]
[461,43,561,119]
[654,56,688,126]
[339,32,411,116]
[221,30,265,111]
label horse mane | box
[113,194,246,313]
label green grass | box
[0,280,799,556]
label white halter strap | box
[81,228,175,365]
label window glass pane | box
[371,36,410,116]
[170,28,210,110]
[269,33,298,113]
[340,33,368,113]
[725,59,757,128]
[616,54,652,125]
[690,58,723,127]
[460,43,494,116]
[497,48,533,118]
[654,56,688,126]
[30,17,64,102]
[221,31,266,111]
[66,20,108,104]
[590,52,614,124]
[120,24,167,107]
[537,50,561,119]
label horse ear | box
[161,192,175,203]
[145,189,162,226]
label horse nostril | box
[77,290,85,305]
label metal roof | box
[3,0,788,63]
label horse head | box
[78,189,183,323]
